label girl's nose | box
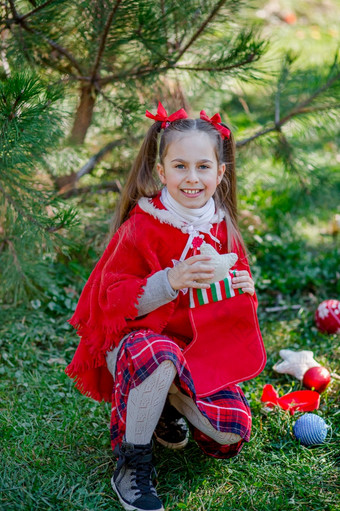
[186,168,199,182]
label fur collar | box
[138,196,225,231]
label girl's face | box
[157,131,225,209]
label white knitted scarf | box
[160,187,221,260]
[161,187,216,226]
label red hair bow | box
[145,101,188,128]
[200,110,231,140]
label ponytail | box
[110,122,161,234]
[215,125,249,259]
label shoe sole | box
[111,477,164,511]
[153,433,189,450]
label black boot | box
[112,440,164,511]
[154,398,189,450]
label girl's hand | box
[168,255,215,290]
[232,270,255,296]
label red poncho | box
[66,194,266,401]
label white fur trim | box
[138,196,225,230]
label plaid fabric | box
[110,329,252,459]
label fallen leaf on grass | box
[47,357,66,365]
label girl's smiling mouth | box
[181,189,203,196]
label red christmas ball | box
[303,366,331,393]
[315,299,340,334]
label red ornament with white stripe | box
[314,299,340,334]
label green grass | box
[1,302,339,511]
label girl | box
[66,102,266,511]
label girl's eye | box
[199,165,209,170]
[175,164,185,169]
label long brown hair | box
[111,118,247,256]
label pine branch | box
[6,239,28,281]
[7,0,19,18]
[4,0,55,23]
[236,126,277,147]
[90,0,123,82]
[133,28,169,63]
[46,214,73,233]
[0,181,69,233]
[275,86,280,126]
[39,54,79,80]
[98,65,170,85]
[60,180,123,199]
[55,137,133,192]
[237,85,340,148]
[160,0,170,53]
[27,28,84,76]
[236,105,338,148]
[6,86,24,120]
[176,53,257,73]
[276,132,310,190]
[97,31,263,86]
[236,53,340,186]
[7,0,84,76]
[0,181,45,230]
[174,0,228,63]
[20,0,55,21]
[278,69,340,127]
[97,1,231,86]
[5,3,34,65]
[76,138,125,180]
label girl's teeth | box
[183,189,200,194]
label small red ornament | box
[192,236,204,249]
[315,299,340,334]
[192,236,204,255]
[303,366,331,393]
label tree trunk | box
[69,84,97,145]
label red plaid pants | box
[110,329,252,459]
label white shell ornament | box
[198,242,238,284]
[273,349,321,381]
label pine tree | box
[0,73,77,303]
[2,0,267,144]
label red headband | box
[200,110,231,140]
[145,101,188,128]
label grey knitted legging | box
[125,360,241,446]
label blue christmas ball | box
[293,414,328,446]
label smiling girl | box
[66,103,266,511]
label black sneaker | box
[111,440,164,511]
[154,399,189,450]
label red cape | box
[66,194,266,401]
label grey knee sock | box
[169,391,242,445]
[125,360,177,445]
